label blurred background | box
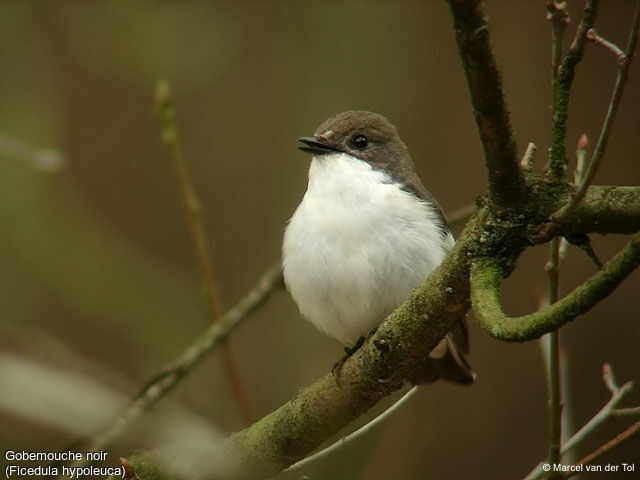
[1,1,638,479]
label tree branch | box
[0,134,66,171]
[122,4,640,476]
[548,0,599,179]
[544,132,587,479]
[447,201,477,227]
[538,185,640,241]
[212,219,482,479]
[155,79,254,425]
[445,0,525,209]
[525,364,640,480]
[547,2,570,89]
[471,232,640,342]
[122,187,640,478]
[563,420,640,478]
[547,4,640,228]
[545,237,563,476]
[75,264,282,463]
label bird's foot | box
[332,336,366,381]
[344,335,366,357]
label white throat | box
[283,152,454,345]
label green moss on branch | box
[471,232,640,342]
[445,0,525,209]
[548,0,599,179]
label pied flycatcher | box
[282,111,474,384]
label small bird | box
[283,111,474,384]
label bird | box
[282,110,474,384]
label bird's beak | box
[298,136,341,156]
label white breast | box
[282,152,453,345]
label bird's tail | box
[411,320,475,385]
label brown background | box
[1,1,638,479]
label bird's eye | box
[350,134,368,149]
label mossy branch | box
[548,0,599,180]
[445,0,525,209]
[562,185,640,236]
[546,4,640,234]
[127,185,640,478]
[120,192,640,479]
[120,3,640,477]
[145,215,483,480]
[470,232,640,342]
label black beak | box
[298,136,341,156]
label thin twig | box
[547,3,640,228]
[286,386,419,474]
[447,202,477,227]
[524,364,639,480]
[64,263,282,471]
[155,79,254,425]
[540,132,587,477]
[574,134,587,185]
[563,420,640,478]
[611,407,640,416]
[586,28,626,61]
[545,238,563,477]
[520,142,537,172]
[547,1,570,88]
[560,364,635,455]
[0,134,66,171]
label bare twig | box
[543,133,589,477]
[155,79,253,425]
[69,263,282,469]
[611,407,640,416]
[547,1,571,86]
[562,364,636,455]
[447,202,477,227]
[520,142,537,171]
[544,238,563,476]
[573,134,587,184]
[563,420,640,478]
[286,386,419,474]
[0,134,66,171]
[586,28,626,61]
[524,364,640,480]
[547,3,640,228]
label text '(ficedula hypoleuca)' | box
[283,110,474,384]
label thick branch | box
[125,187,639,478]
[217,217,483,479]
[471,232,640,342]
[554,185,640,238]
[445,0,525,209]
